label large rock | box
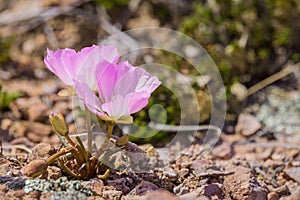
[223,166,268,200]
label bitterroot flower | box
[74,60,161,123]
[44,45,119,87]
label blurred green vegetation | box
[0,84,22,110]
[131,85,181,145]
[93,0,129,9]
[130,0,300,145]
[181,0,300,87]
[0,36,13,65]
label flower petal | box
[73,79,104,116]
[127,92,151,114]
[101,94,129,120]
[113,64,161,96]
[100,91,150,121]
[95,61,118,101]
[44,45,120,87]
[99,45,120,63]
[44,48,77,85]
[77,45,120,88]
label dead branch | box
[247,63,299,96]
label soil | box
[0,1,300,200]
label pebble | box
[284,167,300,184]
[267,192,279,200]
[211,142,233,159]
[145,190,179,200]
[274,184,290,196]
[204,183,223,199]
[235,113,261,137]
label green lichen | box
[24,177,93,199]
[255,88,300,135]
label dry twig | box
[247,63,299,96]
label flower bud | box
[116,134,130,147]
[21,159,48,178]
[49,112,69,136]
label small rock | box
[280,186,300,200]
[145,190,179,200]
[46,134,61,145]
[163,167,177,178]
[256,147,273,160]
[27,100,49,121]
[83,178,104,196]
[52,101,71,114]
[7,121,27,138]
[15,97,49,121]
[0,184,7,197]
[211,142,233,159]
[179,191,208,200]
[9,137,35,147]
[25,121,52,142]
[264,159,284,168]
[235,113,261,137]
[291,160,300,167]
[130,181,159,196]
[6,189,26,199]
[178,168,189,178]
[25,121,52,135]
[173,183,189,195]
[5,177,25,190]
[7,79,59,96]
[1,118,12,130]
[267,192,279,200]
[284,181,298,195]
[274,184,290,196]
[47,166,61,179]
[102,190,122,200]
[0,165,11,176]
[204,183,223,199]
[39,192,53,200]
[0,158,12,176]
[31,143,56,160]
[107,178,131,194]
[284,167,300,183]
[191,160,211,170]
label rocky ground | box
[0,0,300,199]
[1,111,300,200]
[1,86,300,199]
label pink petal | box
[101,92,151,120]
[127,92,151,114]
[95,61,134,101]
[44,48,77,85]
[99,45,120,63]
[44,45,120,87]
[95,61,119,100]
[101,94,129,120]
[77,45,120,89]
[113,64,161,96]
[73,79,104,117]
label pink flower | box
[74,61,161,123]
[44,45,119,86]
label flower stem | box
[57,157,81,179]
[84,105,92,153]
[65,134,76,147]
[106,122,115,140]
[46,146,73,164]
